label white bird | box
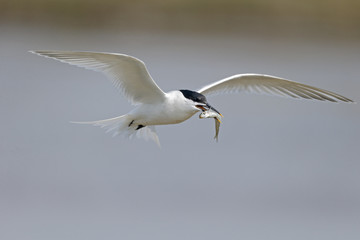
[30,51,353,145]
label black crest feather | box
[179,90,207,104]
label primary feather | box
[198,74,353,102]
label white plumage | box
[31,51,353,145]
[197,74,352,102]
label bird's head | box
[179,89,222,115]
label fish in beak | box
[199,106,223,141]
[196,103,223,117]
[206,104,223,118]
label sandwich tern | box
[31,51,353,145]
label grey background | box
[1,17,359,240]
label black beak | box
[206,103,223,117]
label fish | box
[199,109,222,142]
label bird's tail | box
[71,115,160,146]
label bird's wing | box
[198,74,353,102]
[31,51,166,105]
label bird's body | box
[72,89,206,145]
[127,90,199,126]
[31,51,353,146]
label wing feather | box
[31,51,166,104]
[198,74,353,102]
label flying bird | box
[31,51,353,145]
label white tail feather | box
[71,115,161,146]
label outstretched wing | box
[198,74,353,102]
[31,51,166,105]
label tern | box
[31,51,353,145]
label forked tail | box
[71,115,160,146]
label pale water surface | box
[1,25,360,240]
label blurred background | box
[1,1,359,240]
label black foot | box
[136,125,145,130]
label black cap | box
[179,90,207,104]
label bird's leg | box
[128,120,134,127]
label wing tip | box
[29,50,55,58]
[29,50,47,54]
[29,50,40,55]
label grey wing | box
[198,74,353,102]
[31,51,166,105]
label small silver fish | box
[199,109,223,141]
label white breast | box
[130,91,199,126]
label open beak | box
[196,103,223,117]
[195,104,207,111]
[206,104,223,117]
